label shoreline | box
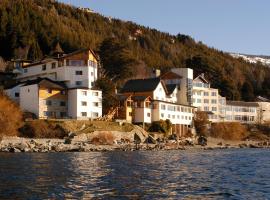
[0,137,269,153]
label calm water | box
[0,149,270,200]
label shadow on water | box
[0,149,270,199]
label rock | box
[198,136,207,146]
[9,147,21,153]
[249,144,260,148]
[217,142,223,146]
[239,143,248,148]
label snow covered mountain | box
[230,53,270,66]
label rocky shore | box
[0,136,269,153]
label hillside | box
[0,0,269,100]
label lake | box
[0,149,270,199]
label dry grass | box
[90,131,115,145]
[0,94,23,139]
[210,122,248,141]
[19,120,68,139]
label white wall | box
[4,84,22,104]
[257,102,270,123]
[152,101,193,125]
[16,61,98,89]
[68,89,102,119]
[20,84,39,117]
[134,107,152,123]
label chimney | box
[152,68,161,78]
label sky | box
[58,0,270,55]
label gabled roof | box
[256,96,270,102]
[165,84,177,95]
[22,48,98,68]
[193,73,209,84]
[121,78,162,93]
[160,71,182,80]
[22,78,66,89]
[132,96,152,101]
[226,101,259,107]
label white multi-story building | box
[119,77,195,136]
[5,48,102,120]
[225,101,259,123]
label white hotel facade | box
[5,48,102,120]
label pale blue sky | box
[58,0,270,55]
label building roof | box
[132,96,151,101]
[193,73,209,84]
[121,77,162,93]
[165,84,177,95]
[22,48,98,68]
[226,101,259,107]
[256,96,270,102]
[22,77,67,89]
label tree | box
[194,111,210,137]
[95,77,118,115]
[0,94,23,140]
[98,38,138,83]
[241,81,255,101]
[0,57,7,72]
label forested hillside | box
[0,0,269,100]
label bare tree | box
[0,57,7,72]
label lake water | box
[0,149,270,199]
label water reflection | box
[0,149,270,199]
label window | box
[60,101,66,106]
[91,72,94,76]
[44,111,51,117]
[81,101,87,106]
[82,91,87,96]
[93,92,98,96]
[51,62,56,69]
[197,99,201,103]
[204,99,209,104]
[42,64,46,71]
[211,99,217,104]
[211,92,217,96]
[46,100,52,106]
[75,71,83,75]
[27,89,30,93]
[204,92,209,96]
[15,92,20,97]
[129,112,132,116]
[161,104,166,110]
[204,106,209,111]
[168,114,171,118]
[161,113,164,118]
[147,113,151,117]
[60,112,66,118]
[172,115,175,119]
[93,102,99,107]
[47,89,52,94]
[92,112,99,118]
[24,68,28,73]
[61,90,66,95]
[197,91,202,96]
[81,112,87,117]
[212,107,217,111]
[76,81,82,86]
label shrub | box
[90,131,115,145]
[194,111,210,137]
[148,119,172,135]
[0,94,23,140]
[19,120,67,139]
[210,122,247,140]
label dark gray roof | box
[22,77,66,89]
[165,84,177,95]
[227,101,259,107]
[132,96,150,101]
[121,78,161,93]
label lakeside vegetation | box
[0,0,269,101]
